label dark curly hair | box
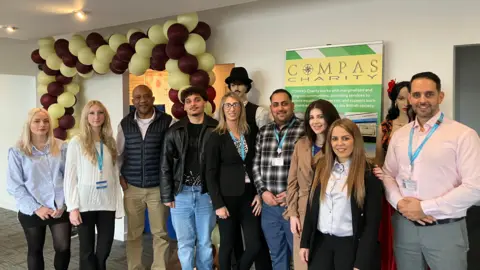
[386,81,411,121]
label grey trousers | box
[392,212,468,270]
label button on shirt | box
[7,140,67,215]
[383,111,480,219]
[318,159,353,237]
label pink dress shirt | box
[382,111,480,219]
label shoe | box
[71,226,79,238]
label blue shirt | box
[313,144,322,156]
[7,139,67,215]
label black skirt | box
[18,210,70,228]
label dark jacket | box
[160,114,218,203]
[300,163,383,270]
[120,109,172,188]
[205,131,256,210]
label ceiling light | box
[74,10,87,21]
[4,26,18,33]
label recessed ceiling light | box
[74,10,87,21]
[4,26,18,33]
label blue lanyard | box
[408,113,444,167]
[274,119,295,152]
[229,132,246,160]
[95,141,104,173]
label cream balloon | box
[51,118,59,129]
[165,59,180,73]
[46,54,62,70]
[78,47,95,65]
[163,20,177,39]
[37,84,48,95]
[177,12,199,32]
[38,37,55,47]
[148,24,167,45]
[78,70,94,78]
[48,104,65,120]
[69,38,87,56]
[127,28,143,40]
[135,38,155,58]
[70,34,84,41]
[39,45,55,60]
[208,71,216,85]
[168,72,190,90]
[96,45,115,64]
[57,92,76,108]
[60,63,77,77]
[197,53,215,71]
[128,53,150,76]
[204,101,213,115]
[65,83,80,95]
[37,71,56,85]
[184,34,206,56]
[211,224,220,247]
[108,34,127,51]
[92,58,110,74]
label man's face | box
[184,94,206,117]
[409,78,444,120]
[270,92,295,125]
[132,86,155,115]
[229,82,248,99]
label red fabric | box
[379,197,396,270]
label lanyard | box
[408,113,444,168]
[274,119,295,154]
[95,141,104,174]
[230,132,246,160]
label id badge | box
[272,157,284,167]
[96,180,108,189]
[402,179,417,191]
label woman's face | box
[331,126,354,161]
[223,97,241,122]
[309,108,327,135]
[30,111,50,136]
[87,104,105,128]
[397,87,409,115]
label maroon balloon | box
[210,100,216,114]
[56,74,73,85]
[86,33,104,47]
[110,62,126,74]
[54,39,69,57]
[166,42,186,60]
[64,107,74,115]
[42,64,59,76]
[47,82,64,96]
[152,44,168,61]
[53,127,67,140]
[76,62,93,74]
[40,94,57,109]
[206,86,216,101]
[129,32,147,48]
[62,53,77,68]
[171,102,186,119]
[150,57,167,71]
[178,54,199,75]
[111,55,128,70]
[167,23,189,45]
[190,70,209,88]
[31,49,45,64]
[192,21,212,41]
[59,114,75,129]
[168,88,180,103]
[116,43,135,63]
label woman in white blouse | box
[64,100,124,270]
[299,118,383,270]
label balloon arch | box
[31,12,217,140]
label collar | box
[32,142,50,155]
[275,115,296,131]
[333,158,351,172]
[134,110,156,123]
[413,110,442,130]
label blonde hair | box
[311,118,368,208]
[214,92,249,135]
[17,108,60,156]
[78,100,117,165]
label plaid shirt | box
[253,116,305,195]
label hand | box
[69,209,82,226]
[35,206,54,220]
[275,191,287,206]
[372,166,384,180]
[119,176,128,191]
[290,216,302,235]
[398,197,427,221]
[416,215,437,226]
[216,207,230,219]
[51,208,65,219]
[164,202,175,208]
[251,195,262,216]
[262,191,278,206]
[299,248,309,263]
[354,268,360,270]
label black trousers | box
[18,211,71,270]
[309,232,355,270]
[467,206,480,270]
[78,211,115,270]
[218,184,264,270]
[233,223,272,270]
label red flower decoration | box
[387,79,396,94]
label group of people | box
[6,67,480,270]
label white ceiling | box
[0,0,258,41]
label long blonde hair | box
[214,92,249,135]
[79,100,117,165]
[311,118,368,208]
[17,108,60,156]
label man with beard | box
[160,87,218,270]
[253,89,304,270]
[380,72,480,270]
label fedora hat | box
[225,67,253,86]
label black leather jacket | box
[160,114,218,203]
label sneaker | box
[71,226,79,238]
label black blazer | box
[205,131,256,210]
[300,163,383,270]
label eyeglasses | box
[223,102,241,110]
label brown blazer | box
[284,136,322,219]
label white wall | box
[0,74,36,210]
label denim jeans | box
[261,203,293,270]
[170,185,216,270]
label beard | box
[413,103,438,118]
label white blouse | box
[318,159,353,237]
[64,136,125,218]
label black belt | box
[413,217,464,227]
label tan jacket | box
[284,136,323,219]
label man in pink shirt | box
[381,72,480,270]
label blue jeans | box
[261,203,293,270]
[170,186,216,270]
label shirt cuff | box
[420,199,438,216]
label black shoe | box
[71,226,79,238]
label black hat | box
[225,67,253,86]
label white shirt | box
[318,159,353,237]
[64,136,125,218]
[214,100,271,128]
